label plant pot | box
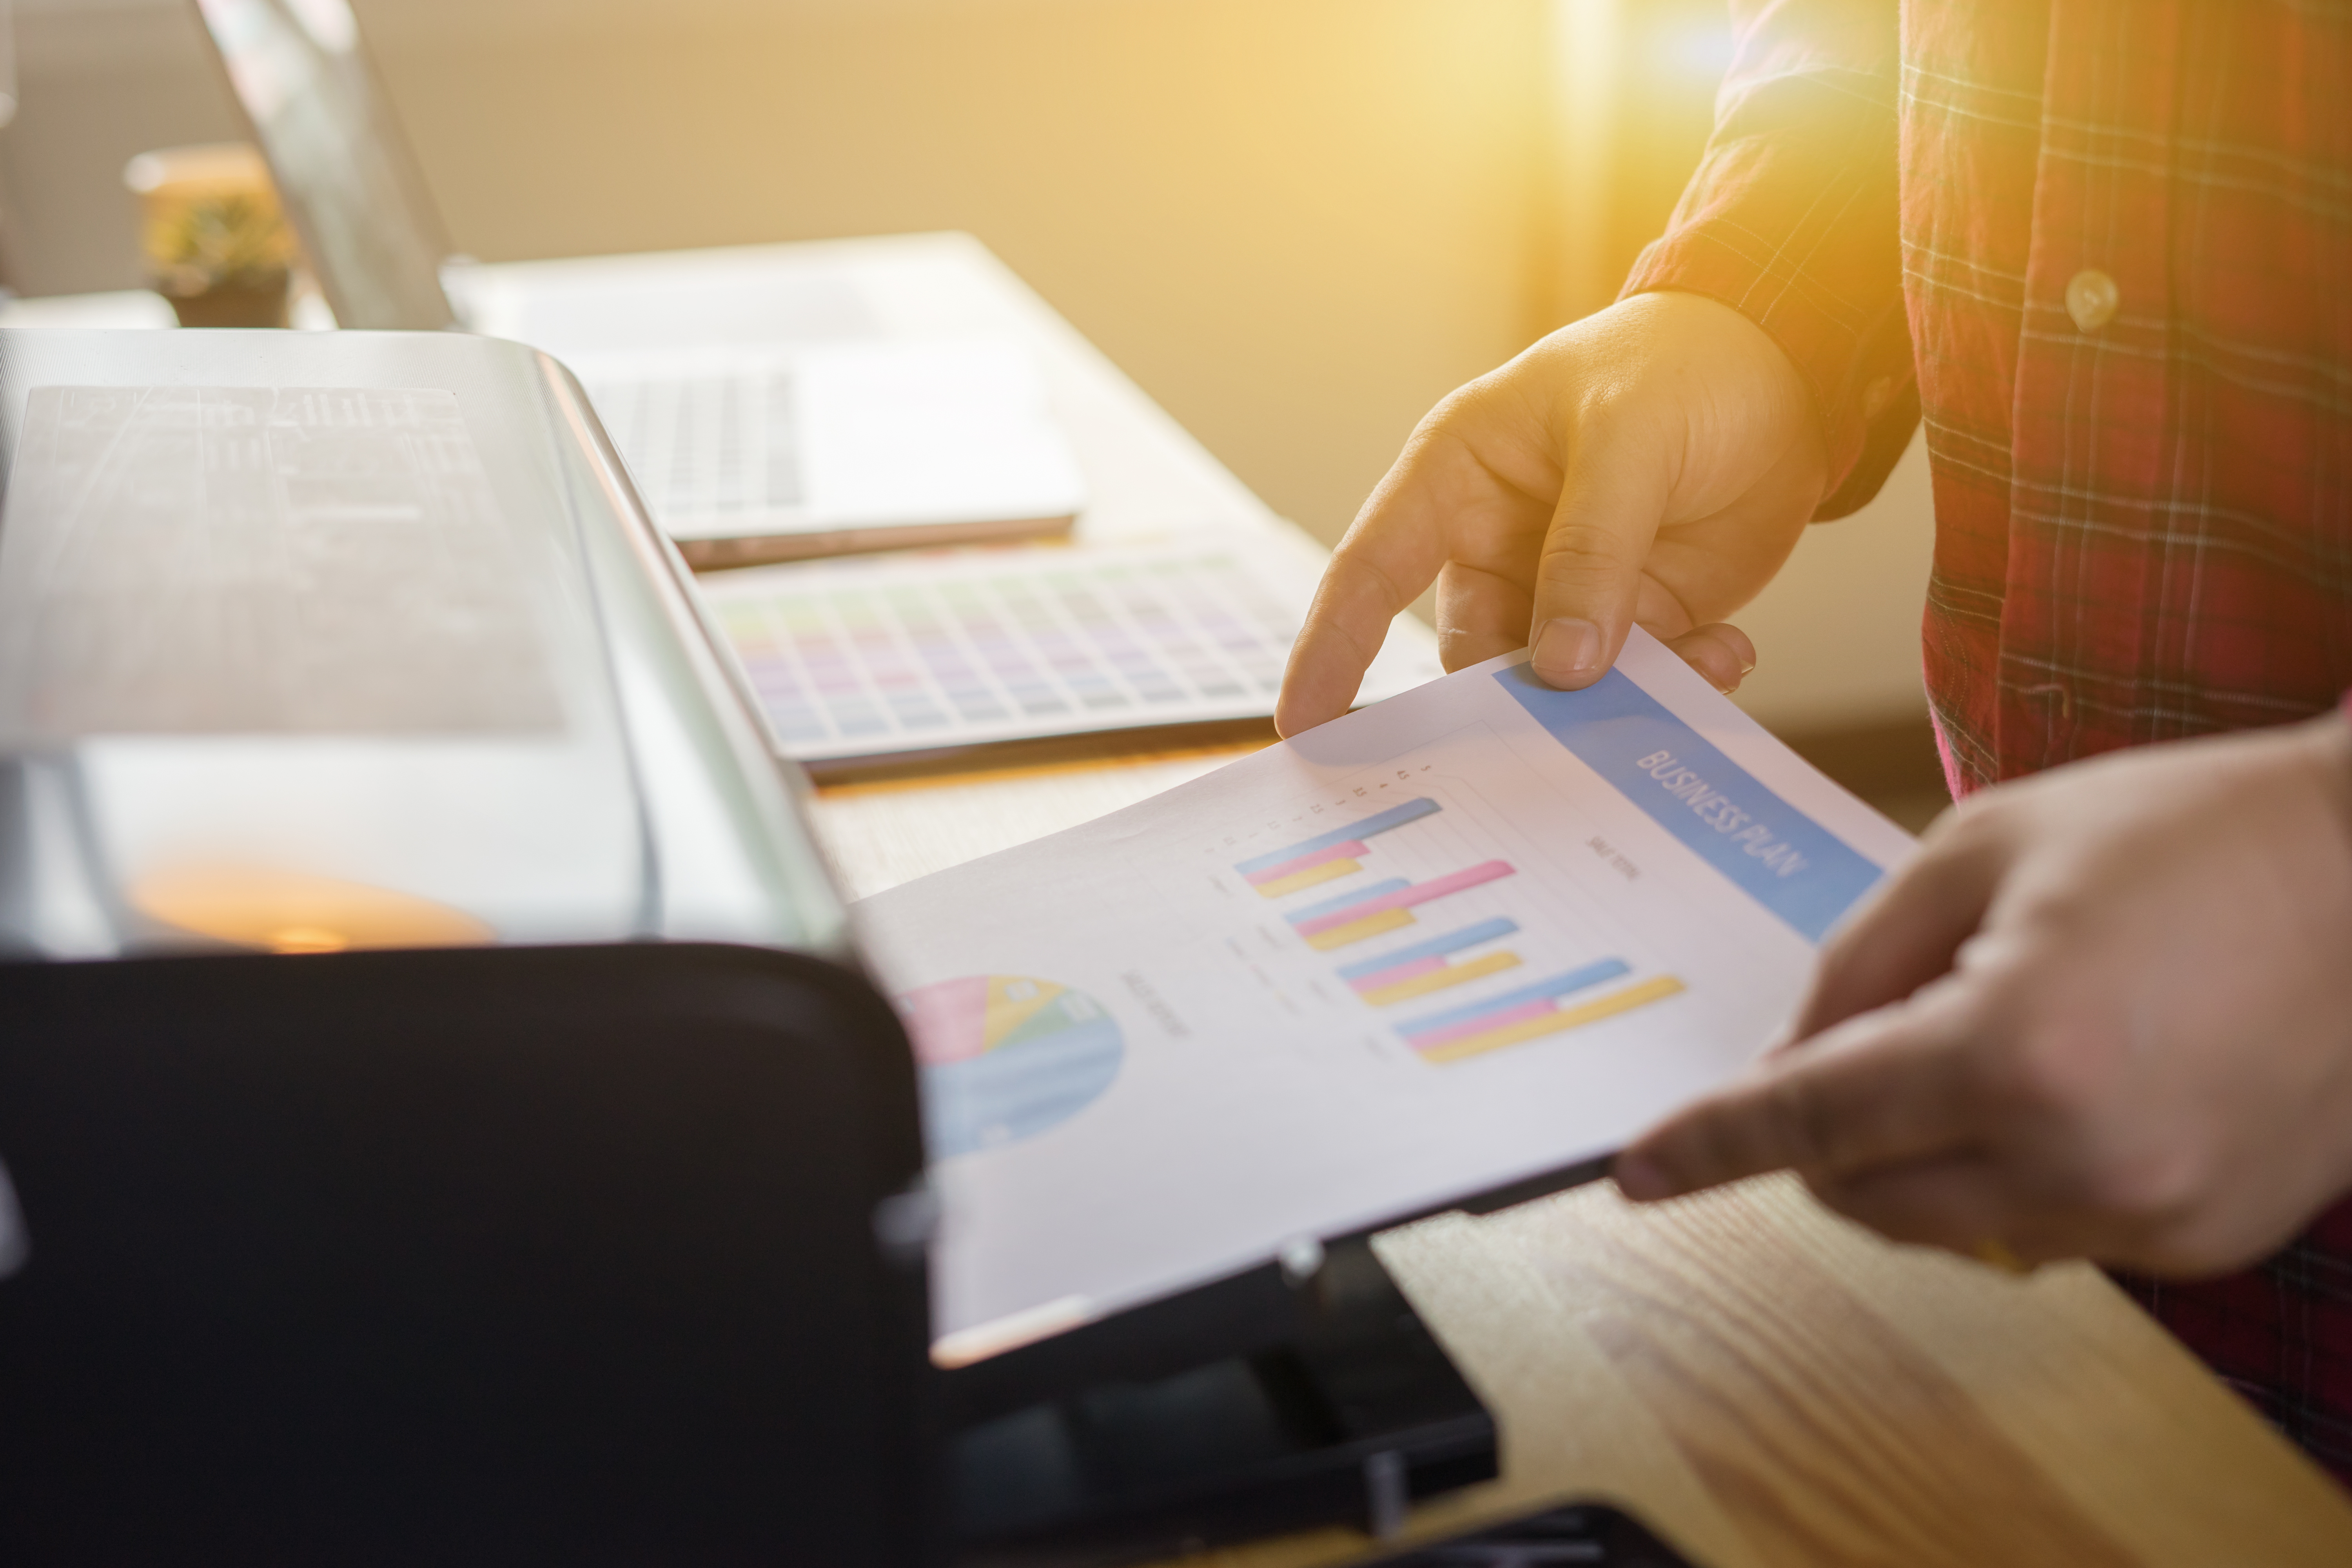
[160,273,292,329]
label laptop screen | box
[191,0,458,330]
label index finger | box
[1274,443,1464,737]
[1782,814,2001,1047]
[1613,988,1985,1201]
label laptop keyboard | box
[579,368,804,517]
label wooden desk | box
[813,750,2352,1568]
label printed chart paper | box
[852,633,1916,1363]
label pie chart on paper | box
[900,975,1124,1159]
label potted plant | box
[147,191,295,328]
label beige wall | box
[364,0,1554,561]
[1,0,1933,735]
[1731,435,1933,733]
[0,2,247,291]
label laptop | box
[189,0,1087,568]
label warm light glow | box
[130,864,494,954]
[265,926,352,955]
[1664,24,1738,78]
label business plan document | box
[853,632,1917,1364]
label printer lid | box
[0,328,849,962]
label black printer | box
[0,328,936,1564]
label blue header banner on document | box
[1495,664,1882,942]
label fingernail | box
[1613,1152,1673,1201]
[1532,617,1604,685]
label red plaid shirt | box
[1623,0,2352,1482]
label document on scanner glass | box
[852,630,1918,1366]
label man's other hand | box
[1615,714,2352,1277]
[1273,291,1826,737]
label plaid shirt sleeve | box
[1618,0,1916,519]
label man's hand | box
[1615,715,2352,1276]
[1273,291,1826,737]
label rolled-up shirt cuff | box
[1615,40,1913,519]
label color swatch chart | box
[1236,795,1683,1065]
[699,540,1438,764]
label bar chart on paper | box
[863,641,1913,1348]
[1224,777,1686,1066]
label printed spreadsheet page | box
[852,632,1918,1365]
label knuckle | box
[1414,388,1476,441]
[1535,529,1636,584]
[1964,1023,2043,1114]
[1561,356,1660,421]
[1316,616,1380,681]
[1562,387,1633,442]
[1974,1020,2099,1121]
[2005,971,2125,1095]
[1327,546,1412,618]
[1662,1098,1753,1186]
[1419,376,1512,442]
[2016,881,2096,942]
[1763,1071,1842,1171]
[1563,383,1677,461]
[2080,1140,2208,1231]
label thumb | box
[1526,413,1673,690]
[1783,821,2006,1048]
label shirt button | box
[1862,375,1895,417]
[2066,269,2120,332]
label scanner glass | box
[0,328,848,961]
